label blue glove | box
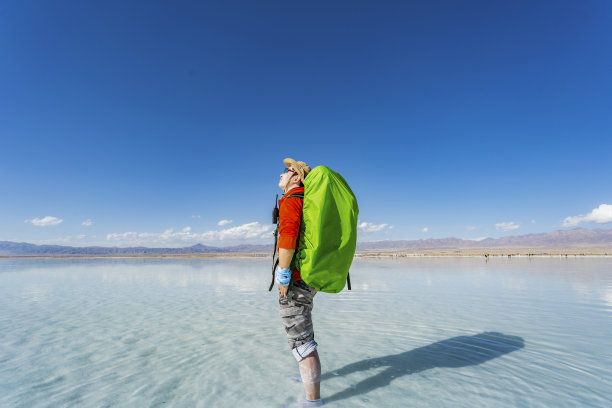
[275,266,291,286]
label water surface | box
[0,257,610,407]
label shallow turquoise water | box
[0,257,610,407]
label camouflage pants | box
[279,280,317,349]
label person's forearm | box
[278,248,295,269]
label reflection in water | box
[322,332,525,403]
[1,258,610,408]
[604,287,612,308]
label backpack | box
[270,166,359,296]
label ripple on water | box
[1,258,611,407]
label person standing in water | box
[275,158,323,407]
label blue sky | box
[1,0,611,247]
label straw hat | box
[283,158,311,181]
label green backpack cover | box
[292,166,359,293]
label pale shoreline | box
[1,250,610,259]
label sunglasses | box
[283,168,297,174]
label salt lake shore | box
[1,250,609,259]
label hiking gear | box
[270,189,304,296]
[293,339,318,362]
[283,158,312,181]
[270,166,358,294]
[275,267,292,286]
[294,166,358,293]
[271,194,280,290]
[273,194,279,224]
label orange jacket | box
[278,187,304,281]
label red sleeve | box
[278,196,303,250]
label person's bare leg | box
[299,350,321,400]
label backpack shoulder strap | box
[285,193,304,199]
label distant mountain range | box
[357,228,612,252]
[1,228,611,256]
[0,241,271,256]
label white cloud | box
[466,226,476,231]
[81,219,93,226]
[358,222,391,233]
[531,219,536,224]
[76,234,87,239]
[106,222,274,247]
[214,222,271,240]
[192,215,201,219]
[495,221,520,232]
[466,237,487,241]
[218,219,233,226]
[25,216,63,227]
[422,227,429,233]
[562,204,612,227]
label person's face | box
[278,167,298,190]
